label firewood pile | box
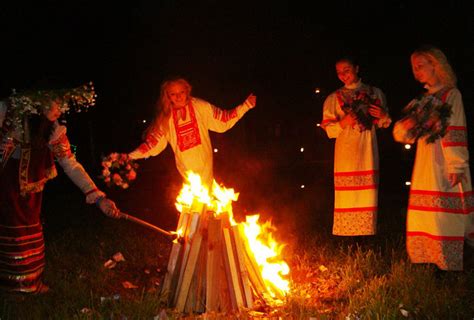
[160,174,289,314]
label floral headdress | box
[2,82,96,137]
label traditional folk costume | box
[130,97,254,187]
[0,102,105,293]
[322,80,391,236]
[393,87,474,271]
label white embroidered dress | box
[322,81,391,236]
[393,88,474,270]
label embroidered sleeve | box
[392,99,417,144]
[129,130,167,159]
[440,89,469,173]
[373,87,392,129]
[202,98,252,133]
[321,93,343,138]
[48,124,73,159]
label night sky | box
[1,1,473,221]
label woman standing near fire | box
[128,77,256,188]
[0,85,120,294]
[393,45,474,271]
[321,57,391,236]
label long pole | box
[119,212,176,238]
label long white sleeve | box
[49,124,105,203]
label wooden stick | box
[206,216,223,311]
[175,219,205,311]
[232,225,254,308]
[223,227,244,310]
[161,213,190,303]
[237,224,267,299]
[173,213,201,305]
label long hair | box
[411,45,457,88]
[144,77,192,137]
[28,113,54,149]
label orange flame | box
[241,215,290,298]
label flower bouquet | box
[341,90,381,131]
[401,94,452,143]
[100,153,139,189]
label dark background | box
[1,1,473,234]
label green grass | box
[1,190,474,319]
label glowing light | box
[404,144,411,150]
[316,123,321,127]
[300,147,304,152]
[142,119,147,123]
[405,181,411,186]
[241,215,290,298]
[314,88,321,94]
[300,185,305,189]
[213,148,218,153]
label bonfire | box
[161,172,290,314]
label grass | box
[1,175,474,319]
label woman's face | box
[336,61,359,86]
[411,54,436,85]
[43,100,62,121]
[167,82,189,108]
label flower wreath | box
[2,82,96,138]
[401,93,452,143]
[100,153,139,189]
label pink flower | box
[110,153,119,161]
[126,170,136,181]
[112,173,122,183]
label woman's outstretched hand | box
[246,93,257,108]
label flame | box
[241,215,290,298]
[174,171,290,299]
[175,172,211,213]
[171,227,184,243]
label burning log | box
[161,172,290,314]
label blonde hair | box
[411,46,457,88]
[145,77,192,137]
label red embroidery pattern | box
[442,126,468,147]
[409,190,474,214]
[138,132,161,153]
[334,170,378,190]
[333,208,377,235]
[173,102,201,152]
[50,134,73,159]
[19,148,57,195]
[212,106,238,123]
[406,234,463,270]
[321,118,337,129]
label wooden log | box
[223,227,245,310]
[185,229,207,314]
[161,213,190,302]
[175,208,208,312]
[175,228,203,311]
[236,224,267,300]
[206,216,223,311]
[173,212,201,305]
[232,225,254,308]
